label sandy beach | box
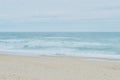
[0,54,120,80]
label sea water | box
[0,32,120,59]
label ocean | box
[0,32,120,59]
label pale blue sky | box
[0,0,120,32]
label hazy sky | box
[0,0,120,32]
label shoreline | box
[0,51,120,62]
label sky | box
[0,0,120,32]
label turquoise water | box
[0,32,120,59]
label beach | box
[0,54,120,80]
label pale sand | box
[0,54,120,80]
